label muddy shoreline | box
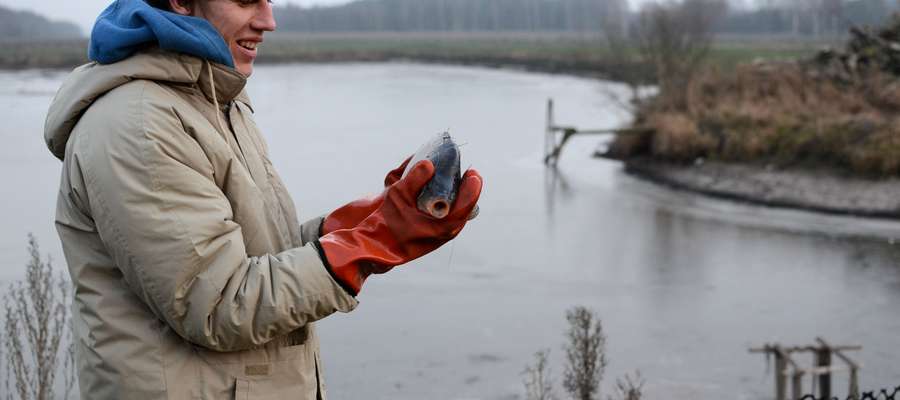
[617,157,900,219]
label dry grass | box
[612,63,900,177]
[608,12,900,178]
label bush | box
[522,306,646,400]
[610,14,900,178]
[562,307,608,400]
[607,371,645,400]
[523,349,557,400]
[2,235,76,400]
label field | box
[0,32,820,81]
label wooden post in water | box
[792,371,804,400]
[751,340,862,400]
[849,367,860,400]
[545,99,553,165]
[775,347,787,400]
[816,347,832,399]
[541,98,652,165]
[817,337,862,400]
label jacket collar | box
[197,58,248,106]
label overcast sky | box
[1,0,662,35]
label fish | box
[402,132,479,220]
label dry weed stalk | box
[3,234,75,400]
[522,349,557,400]
[607,370,645,400]
[562,306,608,400]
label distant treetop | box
[270,0,899,35]
[0,4,82,40]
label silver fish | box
[402,132,479,220]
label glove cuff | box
[313,239,363,297]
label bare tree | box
[3,234,76,400]
[635,0,728,110]
[562,306,608,400]
[522,349,557,400]
[607,370,645,400]
[600,0,652,111]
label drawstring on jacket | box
[206,60,225,134]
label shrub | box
[522,349,557,400]
[562,306,608,400]
[607,371,645,400]
[2,235,76,400]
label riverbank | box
[616,157,900,219]
[1,32,816,80]
[603,20,900,219]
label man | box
[44,0,482,398]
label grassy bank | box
[606,19,900,179]
[0,32,817,81]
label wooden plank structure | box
[749,337,862,400]
[543,98,650,166]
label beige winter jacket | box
[45,49,358,399]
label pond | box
[2,62,899,399]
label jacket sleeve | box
[299,216,325,245]
[77,89,357,352]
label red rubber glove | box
[316,160,482,295]
[320,156,412,236]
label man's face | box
[175,0,277,77]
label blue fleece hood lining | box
[89,0,234,68]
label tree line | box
[272,0,898,36]
[0,4,82,40]
[720,0,898,35]
[274,0,627,33]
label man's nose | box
[252,1,277,32]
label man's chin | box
[237,64,253,77]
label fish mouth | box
[421,199,479,220]
[424,199,451,219]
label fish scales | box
[402,132,478,220]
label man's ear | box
[168,0,193,16]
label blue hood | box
[89,0,234,68]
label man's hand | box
[317,160,483,295]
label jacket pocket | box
[234,375,314,400]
